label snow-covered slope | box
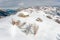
[0,7,60,40]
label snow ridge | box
[0,7,60,40]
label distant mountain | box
[0,9,7,16]
[0,9,17,16]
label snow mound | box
[0,7,60,40]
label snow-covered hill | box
[0,7,60,40]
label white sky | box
[0,0,60,9]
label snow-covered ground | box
[0,7,60,40]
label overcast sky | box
[0,0,60,9]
